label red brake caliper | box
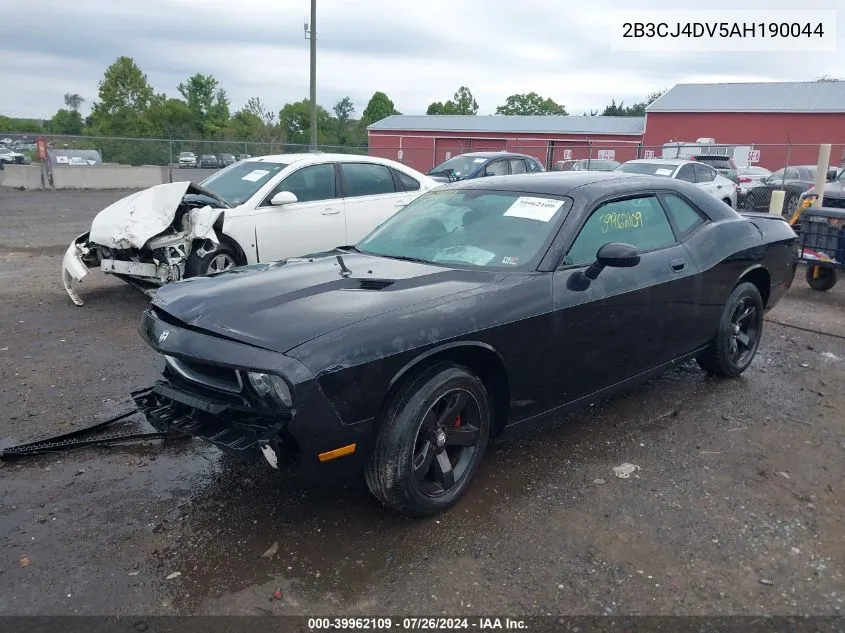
[453,415,462,428]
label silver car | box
[615,159,738,208]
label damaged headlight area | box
[247,372,293,407]
[61,181,229,306]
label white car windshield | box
[356,189,569,269]
[615,162,677,176]
[200,161,289,206]
[428,155,487,178]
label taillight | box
[739,177,752,183]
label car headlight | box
[247,372,293,406]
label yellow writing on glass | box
[601,211,644,233]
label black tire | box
[697,281,764,378]
[722,198,732,208]
[365,363,491,517]
[184,242,240,278]
[805,265,837,292]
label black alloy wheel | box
[697,281,764,378]
[366,363,491,517]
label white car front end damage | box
[61,181,228,306]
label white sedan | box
[62,153,439,305]
[615,159,738,208]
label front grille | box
[165,355,243,393]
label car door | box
[482,159,510,177]
[550,193,701,404]
[339,161,412,244]
[509,158,528,175]
[692,163,717,197]
[675,163,696,186]
[251,162,346,262]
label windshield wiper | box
[375,253,432,264]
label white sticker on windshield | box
[473,158,487,163]
[503,196,564,222]
[655,168,673,176]
[241,169,270,182]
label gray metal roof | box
[367,115,645,136]
[647,81,845,113]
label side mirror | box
[566,243,641,291]
[270,191,298,206]
[826,169,837,182]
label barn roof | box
[647,81,845,114]
[366,115,645,136]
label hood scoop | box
[357,278,395,290]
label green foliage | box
[177,73,231,136]
[0,115,45,133]
[601,90,666,116]
[496,92,567,116]
[426,86,478,115]
[279,99,334,147]
[88,56,161,137]
[49,109,84,134]
[361,91,400,126]
[64,93,85,112]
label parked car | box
[745,165,832,214]
[178,152,197,168]
[554,158,620,172]
[61,154,440,305]
[615,159,738,208]
[199,154,219,168]
[798,166,845,210]
[426,152,544,183]
[131,171,798,517]
[238,154,252,161]
[692,155,739,184]
[219,153,236,167]
[0,146,29,169]
[736,166,772,206]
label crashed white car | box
[62,153,439,305]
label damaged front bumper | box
[132,307,374,481]
[61,203,225,306]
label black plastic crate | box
[799,207,845,265]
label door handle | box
[394,200,409,207]
[670,258,687,272]
[321,208,341,215]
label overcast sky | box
[1,0,842,120]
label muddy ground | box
[1,187,844,616]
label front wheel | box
[185,242,239,277]
[365,364,491,517]
[697,281,764,378]
[805,265,837,292]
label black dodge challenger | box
[133,172,799,516]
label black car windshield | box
[615,162,678,177]
[427,155,488,178]
[356,188,569,269]
[200,161,288,205]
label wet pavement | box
[1,188,844,615]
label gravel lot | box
[1,187,844,616]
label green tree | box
[426,86,479,115]
[333,97,354,124]
[0,115,45,133]
[148,98,196,139]
[88,56,161,137]
[177,73,230,136]
[361,91,400,126]
[279,99,334,146]
[49,109,84,134]
[495,92,567,116]
[227,97,283,145]
[601,90,666,117]
[64,93,85,112]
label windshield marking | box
[503,196,564,222]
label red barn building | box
[367,115,645,173]
[643,81,845,170]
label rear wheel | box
[365,363,491,517]
[805,265,837,292]
[697,282,764,378]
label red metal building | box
[643,81,845,170]
[367,115,645,173]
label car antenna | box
[336,254,352,277]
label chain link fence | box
[0,133,368,167]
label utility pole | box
[305,0,317,151]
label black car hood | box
[152,251,505,354]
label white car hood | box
[89,181,194,249]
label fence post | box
[811,144,831,208]
[769,190,785,215]
[168,138,173,166]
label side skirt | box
[498,347,709,438]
